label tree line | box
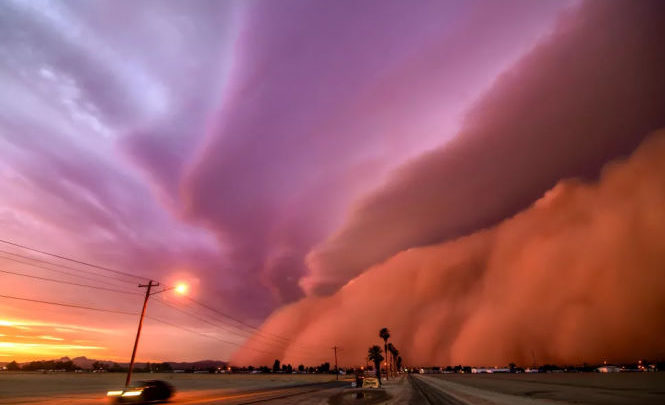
[3,360,173,372]
[5,360,80,371]
[246,360,332,374]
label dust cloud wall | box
[301,0,665,296]
[232,130,665,367]
[233,0,665,367]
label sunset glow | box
[0,317,116,361]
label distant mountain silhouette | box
[1,356,227,370]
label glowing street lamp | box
[125,280,188,387]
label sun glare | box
[175,283,188,295]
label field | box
[419,372,665,405]
[0,372,338,404]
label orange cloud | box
[233,130,665,367]
[0,319,115,334]
[0,341,106,360]
[302,0,665,296]
[0,318,113,361]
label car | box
[362,377,380,388]
[354,373,365,387]
[107,380,175,403]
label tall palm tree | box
[367,345,384,385]
[396,356,403,372]
[379,328,390,379]
[387,343,395,377]
[390,346,399,376]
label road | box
[2,381,348,405]
[408,375,466,405]
[408,374,559,405]
[0,373,346,404]
[174,381,348,404]
[407,373,665,405]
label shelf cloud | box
[235,0,665,366]
[234,128,665,366]
[302,0,665,296]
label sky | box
[1,0,664,366]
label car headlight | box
[121,390,143,397]
[107,391,123,396]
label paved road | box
[3,381,348,405]
[409,374,564,404]
[408,375,467,405]
[409,373,665,405]
[425,373,665,405]
[175,381,348,404]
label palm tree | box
[367,345,384,385]
[387,343,395,377]
[379,328,390,379]
[396,356,403,372]
[388,343,399,373]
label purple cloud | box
[303,0,665,295]
[180,0,566,312]
[0,0,572,322]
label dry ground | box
[0,372,336,403]
[421,372,665,405]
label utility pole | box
[332,346,339,380]
[125,280,158,387]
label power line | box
[184,297,263,333]
[0,249,136,287]
[0,258,257,342]
[0,253,132,288]
[0,239,325,353]
[0,293,137,315]
[0,263,276,351]
[147,316,329,359]
[0,292,249,350]
[153,297,325,357]
[0,293,324,360]
[144,316,283,356]
[0,239,149,283]
[154,298,255,340]
[184,297,322,349]
[0,268,142,296]
[0,283,322,357]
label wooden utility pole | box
[333,346,339,380]
[125,280,158,387]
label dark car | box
[107,380,175,403]
[355,373,365,387]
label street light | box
[125,280,188,387]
